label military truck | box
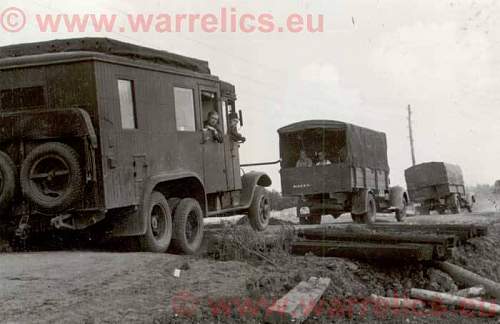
[493,180,500,195]
[278,120,408,224]
[0,38,272,253]
[405,162,474,214]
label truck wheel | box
[248,186,271,231]
[351,214,362,223]
[171,198,204,255]
[395,199,407,222]
[168,198,181,215]
[139,191,172,253]
[20,142,82,213]
[0,151,17,211]
[449,194,461,214]
[355,195,376,224]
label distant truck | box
[493,180,500,195]
[405,162,474,214]
[278,120,408,224]
[0,38,272,253]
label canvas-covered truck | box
[0,38,272,253]
[278,120,408,224]
[493,180,500,195]
[405,162,474,215]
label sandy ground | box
[2,208,500,323]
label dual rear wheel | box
[139,193,204,254]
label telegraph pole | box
[408,104,416,166]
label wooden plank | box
[291,240,437,261]
[266,277,331,324]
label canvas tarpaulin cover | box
[346,124,389,171]
[405,162,465,190]
[278,120,390,171]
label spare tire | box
[20,142,82,213]
[0,151,17,210]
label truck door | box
[200,87,227,193]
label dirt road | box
[0,252,257,323]
[1,210,500,323]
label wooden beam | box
[456,286,486,298]
[369,294,425,310]
[266,277,331,324]
[436,261,500,300]
[291,240,439,261]
[410,288,500,315]
[298,229,457,248]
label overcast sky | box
[2,0,499,190]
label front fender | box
[240,172,272,208]
[389,186,407,210]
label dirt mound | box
[451,222,500,283]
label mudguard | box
[351,189,369,215]
[389,186,407,210]
[240,172,272,208]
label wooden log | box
[369,224,489,237]
[266,277,331,324]
[291,240,437,261]
[436,261,500,300]
[410,288,500,315]
[455,286,486,298]
[298,229,457,248]
[368,294,425,310]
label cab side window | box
[174,87,196,132]
[201,91,220,129]
[117,80,138,129]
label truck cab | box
[0,38,271,252]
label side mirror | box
[238,110,244,127]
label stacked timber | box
[292,223,489,262]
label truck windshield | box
[281,128,347,168]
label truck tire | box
[168,198,181,214]
[351,214,362,223]
[448,194,461,214]
[20,142,82,213]
[353,194,376,224]
[171,198,204,255]
[248,186,271,231]
[138,191,173,253]
[395,199,407,222]
[0,151,17,210]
